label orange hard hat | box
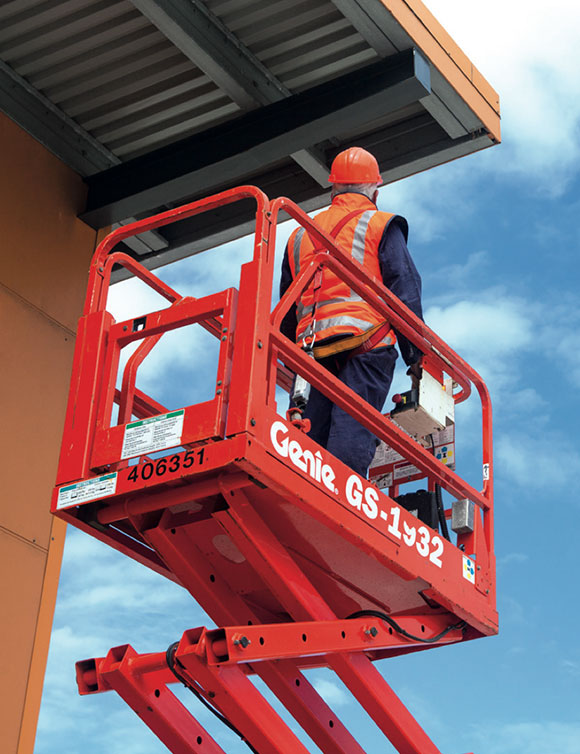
[328,147,383,185]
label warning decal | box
[370,425,455,489]
[57,473,117,510]
[121,410,185,460]
[462,555,476,584]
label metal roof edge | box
[383,0,501,141]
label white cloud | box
[423,291,537,416]
[378,159,478,245]
[311,677,350,707]
[389,684,445,740]
[426,296,533,359]
[423,0,580,195]
[45,528,210,673]
[506,387,548,417]
[55,530,202,627]
[560,659,580,678]
[38,695,184,753]
[378,163,476,244]
[553,330,580,381]
[496,430,580,490]
[471,721,580,754]
[427,250,491,288]
[106,277,172,323]
[545,306,580,389]
[418,283,580,494]
[499,595,527,626]
[158,217,297,307]
[498,552,529,567]
[38,527,221,754]
[377,1,580,240]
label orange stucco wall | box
[0,112,100,753]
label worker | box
[279,146,424,478]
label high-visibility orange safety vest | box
[287,193,407,351]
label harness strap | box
[326,208,369,244]
[312,320,392,359]
[304,209,368,345]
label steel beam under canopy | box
[81,48,431,228]
[129,0,330,186]
[0,58,117,176]
[0,60,168,254]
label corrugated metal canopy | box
[0,0,500,269]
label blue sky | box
[37,2,580,753]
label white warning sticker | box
[374,472,393,490]
[57,473,117,510]
[462,555,476,584]
[121,410,185,460]
[394,464,420,480]
[373,443,404,466]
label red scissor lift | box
[52,186,496,754]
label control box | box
[390,371,454,439]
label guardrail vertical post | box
[55,310,114,484]
[226,197,274,436]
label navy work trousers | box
[300,346,398,477]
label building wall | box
[0,112,101,753]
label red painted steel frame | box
[53,186,496,754]
[77,613,466,754]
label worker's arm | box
[378,221,423,367]
[279,244,298,341]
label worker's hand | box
[406,361,422,390]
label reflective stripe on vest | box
[292,228,305,276]
[351,210,374,265]
[297,293,364,322]
[305,315,396,348]
[292,210,374,277]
